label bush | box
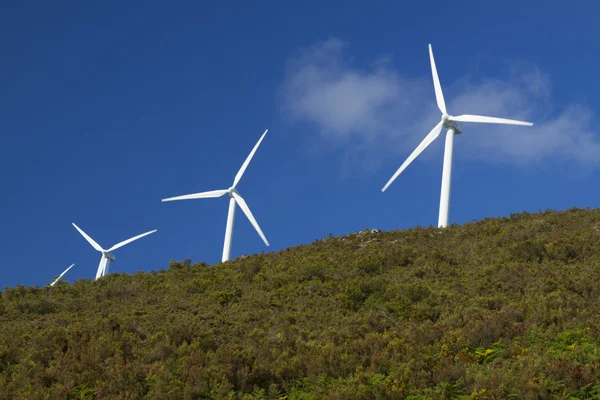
[2,207,600,397]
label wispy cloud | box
[279,38,424,145]
[279,37,600,170]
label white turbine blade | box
[95,256,106,280]
[162,189,228,202]
[449,114,533,126]
[232,129,269,188]
[72,223,104,252]
[102,257,109,277]
[382,120,445,192]
[50,263,75,286]
[231,191,269,246]
[106,229,157,252]
[429,44,447,114]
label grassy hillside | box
[2,208,600,399]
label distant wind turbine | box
[72,223,157,280]
[382,44,533,227]
[49,263,75,286]
[162,129,270,262]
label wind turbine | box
[162,129,270,262]
[382,44,533,227]
[72,223,157,280]
[49,263,75,286]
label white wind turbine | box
[49,263,75,286]
[382,44,533,228]
[162,129,270,262]
[72,223,157,280]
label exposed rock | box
[357,228,381,235]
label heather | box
[2,208,600,399]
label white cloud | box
[279,37,600,170]
[280,38,426,145]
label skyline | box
[1,2,599,287]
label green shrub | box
[1,207,600,397]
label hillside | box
[2,208,600,399]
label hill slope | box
[2,208,600,399]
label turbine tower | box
[72,223,157,280]
[162,129,270,262]
[49,263,75,286]
[382,44,534,227]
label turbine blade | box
[382,120,445,192]
[50,264,75,286]
[231,192,269,246]
[429,44,447,114]
[102,258,109,277]
[449,114,533,126]
[61,263,75,277]
[72,223,104,252]
[95,256,106,280]
[232,129,269,188]
[162,189,228,202]
[107,229,157,252]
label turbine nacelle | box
[227,187,239,197]
[103,252,116,262]
[441,117,462,134]
[441,114,461,133]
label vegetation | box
[2,207,600,399]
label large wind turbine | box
[72,223,157,280]
[162,129,270,262]
[49,263,75,286]
[382,44,533,228]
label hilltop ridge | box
[2,207,600,399]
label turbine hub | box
[227,187,236,197]
[441,113,450,122]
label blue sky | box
[1,1,599,287]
